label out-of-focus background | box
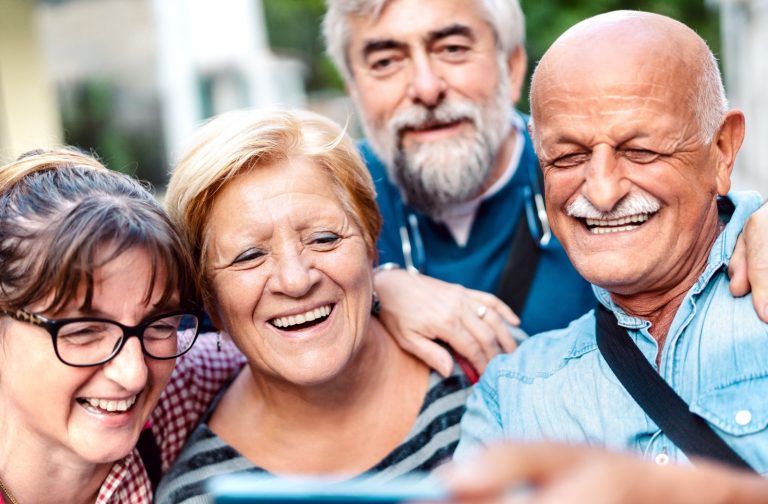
[1,0,765,194]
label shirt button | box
[655,453,670,466]
[735,410,752,426]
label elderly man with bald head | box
[456,11,768,472]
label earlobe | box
[506,46,528,105]
[713,110,746,196]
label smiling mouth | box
[404,119,464,135]
[269,304,333,331]
[77,394,138,414]
[584,212,655,234]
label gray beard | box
[360,76,512,221]
[391,125,498,220]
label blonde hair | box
[165,108,382,306]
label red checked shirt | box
[95,333,245,503]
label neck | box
[610,217,723,353]
[0,413,109,504]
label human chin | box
[393,132,493,217]
[261,305,364,387]
[69,366,171,463]
[571,247,658,294]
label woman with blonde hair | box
[156,109,475,502]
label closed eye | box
[309,232,342,250]
[622,149,660,163]
[232,248,265,264]
[551,152,590,168]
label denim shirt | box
[456,192,768,474]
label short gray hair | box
[323,0,525,82]
[695,49,729,143]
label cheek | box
[354,77,407,124]
[148,360,175,390]
[211,272,265,318]
[443,60,500,101]
[544,171,582,224]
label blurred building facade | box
[715,0,768,196]
[2,0,306,183]
[0,0,62,161]
[1,0,765,195]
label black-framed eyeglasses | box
[2,308,201,367]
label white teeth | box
[590,224,640,234]
[271,305,332,328]
[586,213,651,233]
[83,395,137,413]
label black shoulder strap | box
[137,426,162,492]
[595,304,755,472]
[495,209,541,315]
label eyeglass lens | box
[55,314,199,366]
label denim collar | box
[567,192,763,357]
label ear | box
[712,110,745,196]
[506,45,528,105]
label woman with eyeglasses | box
[0,149,242,503]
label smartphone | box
[208,473,449,504]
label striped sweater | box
[155,365,472,504]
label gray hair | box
[323,0,525,82]
[695,49,729,143]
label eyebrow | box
[426,23,475,45]
[362,39,407,59]
[360,23,475,60]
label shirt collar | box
[592,191,764,326]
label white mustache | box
[387,100,479,140]
[566,192,661,220]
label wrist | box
[373,262,402,273]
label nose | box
[582,145,631,212]
[407,53,446,107]
[102,337,149,392]
[268,248,318,298]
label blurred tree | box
[261,0,720,113]
[263,0,345,92]
[59,80,167,187]
[518,0,721,112]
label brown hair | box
[0,148,199,314]
[165,108,382,307]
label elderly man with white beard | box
[322,0,595,378]
[322,0,768,380]
[456,10,768,473]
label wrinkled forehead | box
[532,38,696,124]
[346,0,494,50]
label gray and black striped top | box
[155,365,472,504]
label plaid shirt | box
[95,333,245,503]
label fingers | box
[397,335,455,378]
[446,322,492,375]
[728,234,750,297]
[460,309,502,372]
[465,292,521,354]
[742,206,768,322]
[444,443,556,499]
[467,290,521,326]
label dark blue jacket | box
[360,126,594,335]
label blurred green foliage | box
[518,0,721,112]
[263,0,345,92]
[59,80,167,186]
[262,0,721,112]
